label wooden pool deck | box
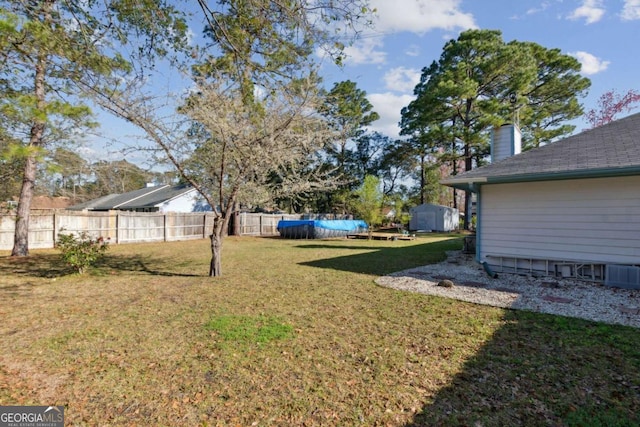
[346,232,416,241]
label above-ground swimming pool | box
[277,219,368,239]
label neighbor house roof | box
[442,112,640,191]
[68,184,195,211]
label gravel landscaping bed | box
[376,251,640,328]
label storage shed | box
[409,204,459,232]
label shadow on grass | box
[406,309,640,426]
[299,235,640,424]
[96,254,204,277]
[299,237,463,276]
[0,253,203,279]
[0,253,72,278]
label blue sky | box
[88,0,639,165]
[323,0,640,139]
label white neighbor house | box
[442,114,640,287]
[69,184,212,213]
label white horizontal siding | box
[479,176,640,265]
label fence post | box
[52,212,57,246]
[203,213,207,239]
[115,212,120,244]
[164,213,168,242]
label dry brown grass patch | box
[1,236,639,425]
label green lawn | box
[1,235,639,426]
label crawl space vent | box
[605,265,640,290]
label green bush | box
[56,231,109,274]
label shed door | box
[418,211,436,230]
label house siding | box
[479,176,640,267]
[158,190,212,213]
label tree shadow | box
[299,236,640,424]
[0,253,72,278]
[95,254,204,277]
[298,238,463,276]
[297,243,388,251]
[0,252,203,279]
[405,309,640,426]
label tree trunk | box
[11,156,38,256]
[451,157,458,210]
[419,155,426,205]
[463,143,473,230]
[464,190,473,231]
[229,201,240,236]
[209,233,222,277]
[229,210,240,236]
[209,217,225,277]
[12,49,48,257]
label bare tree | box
[80,0,373,276]
[88,72,337,276]
[184,77,337,275]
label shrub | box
[56,231,109,274]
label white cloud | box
[342,1,476,65]
[369,0,476,34]
[567,0,606,24]
[367,92,416,138]
[383,67,421,93]
[621,0,640,20]
[569,51,610,75]
[405,44,420,57]
[526,2,550,15]
[343,37,386,65]
[507,2,550,20]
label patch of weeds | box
[205,314,294,347]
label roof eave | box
[120,188,196,209]
[439,177,486,192]
[488,166,640,185]
[441,166,640,191]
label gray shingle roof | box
[118,184,194,209]
[442,112,640,189]
[67,193,124,211]
[68,184,195,211]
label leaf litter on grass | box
[1,236,640,425]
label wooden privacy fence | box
[0,211,303,250]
